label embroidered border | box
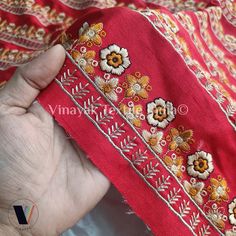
[174,12,236,94]
[54,49,224,235]
[217,0,236,27]
[0,47,41,70]
[138,9,236,130]
[0,19,52,50]
[0,0,73,27]
[59,0,117,10]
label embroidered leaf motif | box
[190,212,200,230]
[143,162,159,179]
[120,136,137,152]
[226,103,236,117]
[199,225,211,236]
[59,69,78,86]
[167,188,181,204]
[96,109,113,125]
[179,200,191,217]
[71,82,89,99]
[155,175,171,192]
[107,123,125,139]
[83,96,101,112]
[132,149,148,165]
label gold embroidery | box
[0,18,51,50]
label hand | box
[0,45,110,236]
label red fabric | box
[1,1,236,235]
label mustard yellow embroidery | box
[183,180,205,205]
[166,126,194,153]
[163,154,184,178]
[71,48,98,75]
[204,204,226,230]
[95,76,119,101]
[207,176,230,202]
[78,22,106,47]
[123,72,152,102]
[142,129,163,154]
[0,0,73,27]
[119,103,143,128]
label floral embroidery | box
[229,198,236,225]
[142,129,163,153]
[119,103,142,128]
[100,44,131,75]
[204,204,226,230]
[95,76,118,101]
[167,126,193,153]
[146,98,175,129]
[71,47,98,75]
[187,151,214,180]
[78,22,106,47]
[163,154,184,178]
[183,180,205,204]
[207,176,230,202]
[123,72,151,101]
[226,230,236,236]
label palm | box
[0,45,109,236]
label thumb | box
[0,45,65,115]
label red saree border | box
[37,68,189,236]
[38,51,222,235]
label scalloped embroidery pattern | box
[139,9,236,130]
[174,12,236,94]
[0,0,73,27]
[0,18,52,50]
[0,47,41,70]
[217,0,236,27]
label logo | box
[8,199,39,231]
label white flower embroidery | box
[146,98,175,129]
[142,130,163,153]
[78,22,104,46]
[100,44,131,75]
[226,230,236,236]
[95,76,118,101]
[229,198,236,225]
[183,180,205,205]
[187,151,214,180]
[204,204,226,230]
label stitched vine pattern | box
[59,16,236,235]
[0,0,73,27]
[140,8,236,130]
[0,18,52,50]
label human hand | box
[0,45,110,236]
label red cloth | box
[1,1,236,235]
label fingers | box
[0,45,65,115]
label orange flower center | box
[189,187,198,197]
[107,52,123,68]
[153,106,167,122]
[148,137,158,146]
[233,207,236,218]
[103,83,113,93]
[193,158,208,173]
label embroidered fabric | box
[0,0,236,235]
